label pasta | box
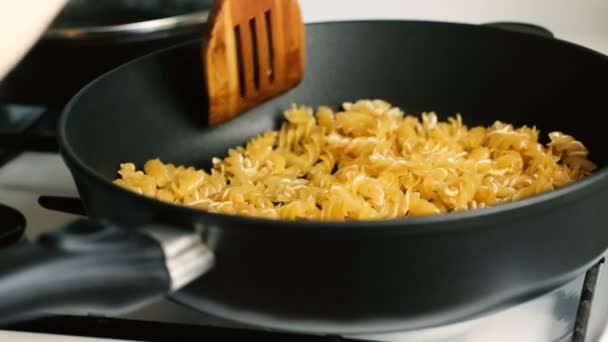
[113,99,597,220]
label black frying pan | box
[0,20,607,336]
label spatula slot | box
[264,10,275,82]
[234,24,246,98]
[249,17,260,91]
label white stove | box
[0,0,606,341]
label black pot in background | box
[0,0,212,109]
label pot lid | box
[45,0,212,40]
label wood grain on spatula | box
[203,0,305,126]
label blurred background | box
[301,0,608,52]
[0,0,606,110]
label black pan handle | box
[0,219,214,325]
[38,195,87,216]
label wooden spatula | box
[203,0,305,126]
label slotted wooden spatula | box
[203,0,305,126]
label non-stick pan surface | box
[54,20,608,334]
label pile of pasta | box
[113,99,597,220]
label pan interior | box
[62,20,608,206]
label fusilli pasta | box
[113,99,597,220]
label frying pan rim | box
[57,19,608,231]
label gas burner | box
[0,204,26,247]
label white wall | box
[299,0,608,54]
